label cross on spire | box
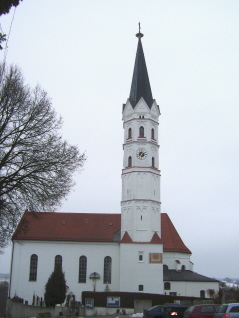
[136,22,144,39]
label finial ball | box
[136,32,144,39]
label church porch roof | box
[163,270,219,283]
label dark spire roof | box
[129,32,154,108]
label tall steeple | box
[121,26,161,244]
[120,29,163,293]
[129,28,154,108]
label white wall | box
[121,99,161,243]
[163,252,193,270]
[10,240,120,303]
[9,239,219,303]
[164,281,219,298]
[120,243,164,294]
[121,200,161,242]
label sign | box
[85,298,94,309]
[107,297,120,308]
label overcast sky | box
[0,1,239,279]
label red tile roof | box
[161,213,191,254]
[13,212,121,242]
[120,231,163,244]
[12,211,191,254]
[150,232,163,244]
[121,231,133,243]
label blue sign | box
[107,297,120,308]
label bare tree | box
[0,33,6,50]
[0,63,86,251]
[0,0,22,16]
[206,288,216,298]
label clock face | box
[136,148,148,160]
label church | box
[8,31,219,305]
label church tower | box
[120,29,163,294]
[121,30,161,243]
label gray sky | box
[0,1,239,279]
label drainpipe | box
[8,240,15,298]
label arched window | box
[128,128,132,139]
[139,126,144,137]
[164,282,171,290]
[151,128,155,139]
[200,290,205,298]
[79,256,87,283]
[181,265,186,270]
[152,157,155,167]
[103,256,112,284]
[163,264,168,270]
[128,156,132,167]
[29,254,38,281]
[55,255,62,268]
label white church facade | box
[9,31,219,305]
